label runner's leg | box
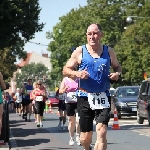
[78,97,94,150]
[94,108,110,150]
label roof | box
[17,53,32,67]
[16,52,51,71]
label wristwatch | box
[116,72,121,76]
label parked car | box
[137,78,150,125]
[48,95,59,107]
[110,88,115,96]
[111,86,140,119]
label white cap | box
[16,88,20,91]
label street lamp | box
[126,16,146,23]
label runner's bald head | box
[87,23,102,32]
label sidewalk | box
[9,112,78,150]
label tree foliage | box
[47,0,150,86]
[0,0,44,79]
[15,63,53,90]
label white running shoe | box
[40,123,43,127]
[76,136,81,145]
[69,138,74,146]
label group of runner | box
[2,23,122,150]
[16,23,121,150]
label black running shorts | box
[58,100,66,111]
[65,103,77,116]
[15,102,21,109]
[77,96,111,132]
[34,101,45,116]
[22,99,30,106]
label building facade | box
[7,51,51,93]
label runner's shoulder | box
[73,46,82,54]
[105,45,114,51]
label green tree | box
[0,0,44,79]
[15,63,53,90]
[114,0,150,86]
[47,0,150,86]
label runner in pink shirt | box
[59,77,80,146]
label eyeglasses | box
[37,84,42,85]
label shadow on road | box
[14,138,50,147]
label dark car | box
[111,86,140,119]
[137,78,150,125]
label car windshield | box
[117,87,139,97]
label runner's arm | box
[0,72,6,90]
[59,78,67,94]
[63,46,82,78]
[109,47,122,74]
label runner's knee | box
[96,123,107,142]
[80,132,92,145]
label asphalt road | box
[9,108,150,150]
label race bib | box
[35,96,43,101]
[66,92,77,102]
[88,92,110,110]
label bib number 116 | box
[92,97,105,105]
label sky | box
[24,0,87,56]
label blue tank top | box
[24,84,33,100]
[78,45,110,96]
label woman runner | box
[59,77,80,146]
[32,80,46,127]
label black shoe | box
[22,114,25,119]
[37,124,40,127]
[25,117,27,121]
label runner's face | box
[37,83,42,89]
[86,24,101,46]
[28,80,32,85]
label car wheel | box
[137,110,144,124]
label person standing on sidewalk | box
[63,23,122,150]
[59,77,81,146]
[32,80,46,127]
[55,88,67,129]
[0,72,6,145]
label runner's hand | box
[76,69,89,79]
[108,72,119,81]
